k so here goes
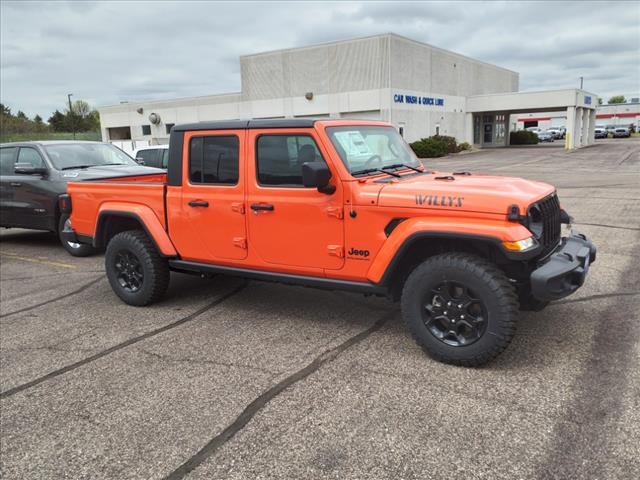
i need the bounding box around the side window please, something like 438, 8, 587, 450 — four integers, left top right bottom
189, 135, 239, 185
257, 134, 324, 187
0, 147, 17, 175
17, 148, 45, 168
161, 149, 169, 169
136, 149, 159, 167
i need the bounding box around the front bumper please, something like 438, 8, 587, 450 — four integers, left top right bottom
530, 232, 597, 301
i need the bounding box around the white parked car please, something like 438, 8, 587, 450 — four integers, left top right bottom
546, 128, 563, 139
132, 145, 169, 169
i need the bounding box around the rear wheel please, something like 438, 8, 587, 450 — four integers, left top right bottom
400, 253, 519, 367
105, 230, 169, 306
58, 214, 95, 257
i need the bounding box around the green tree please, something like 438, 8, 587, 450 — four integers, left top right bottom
16, 110, 28, 120
34, 114, 43, 124
608, 95, 626, 104
73, 99, 90, 117
48, 110, 67, 132
598, 97, 603, 105
0, 103, 11, 116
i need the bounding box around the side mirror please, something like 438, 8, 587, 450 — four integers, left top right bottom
135, 157, 145, 165
15, 163, 47, 175
302, 162, 335, 194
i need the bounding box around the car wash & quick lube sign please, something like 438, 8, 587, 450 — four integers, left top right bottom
394, 93, 444, 106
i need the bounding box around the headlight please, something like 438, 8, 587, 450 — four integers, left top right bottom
502, 236, 537, 252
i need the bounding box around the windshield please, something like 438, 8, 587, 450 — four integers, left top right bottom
326, 125, 421, 175
44, 143, 136, 170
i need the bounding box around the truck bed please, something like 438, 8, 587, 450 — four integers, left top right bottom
68, 173, 167, 238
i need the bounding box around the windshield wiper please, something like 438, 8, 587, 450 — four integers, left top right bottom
61, 165, 95, 170
352, 167, 401, 178
382, 163, 424, 173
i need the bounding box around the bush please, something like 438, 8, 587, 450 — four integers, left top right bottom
458, 142, 471, 151
409, 135, 466, 158
510, 130, 539, 145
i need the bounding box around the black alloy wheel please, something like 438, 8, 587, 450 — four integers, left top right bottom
423, 281, 487, 347
113, 250, 144, 292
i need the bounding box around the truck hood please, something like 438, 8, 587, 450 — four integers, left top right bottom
60, 164, 164, 181
376, 172, 555, 214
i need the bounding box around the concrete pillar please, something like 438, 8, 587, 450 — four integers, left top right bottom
580, 108, 589, 147
587, 109, 596, 145
565, 106, 576, 150
464, 113, 474, 145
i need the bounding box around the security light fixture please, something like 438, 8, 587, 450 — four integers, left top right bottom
305, 92, 314, 101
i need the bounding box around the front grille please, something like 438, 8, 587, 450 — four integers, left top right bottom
529, 193, 561, 255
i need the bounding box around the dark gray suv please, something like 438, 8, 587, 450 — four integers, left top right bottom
0, 141, 162, 256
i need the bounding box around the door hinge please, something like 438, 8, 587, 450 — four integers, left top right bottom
326, 206, 344, 219
231, 202, 245, 214
327, 245, 344, 258
233, 237, 247, 249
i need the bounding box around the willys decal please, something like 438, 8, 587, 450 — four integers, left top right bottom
415, 194, 464, 208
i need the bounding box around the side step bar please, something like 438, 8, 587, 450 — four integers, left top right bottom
168, 260, 387, 296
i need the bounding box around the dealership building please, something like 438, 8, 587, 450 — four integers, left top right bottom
99, 33, 603, 151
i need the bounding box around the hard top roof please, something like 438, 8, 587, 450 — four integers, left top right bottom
171, 118, 319, 132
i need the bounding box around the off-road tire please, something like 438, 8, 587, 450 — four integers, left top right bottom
105, 230, 170, 306
400, 253, 519, 367
58, 214, 95, 257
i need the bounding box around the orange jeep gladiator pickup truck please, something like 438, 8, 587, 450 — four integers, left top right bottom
63, 119, 595, 366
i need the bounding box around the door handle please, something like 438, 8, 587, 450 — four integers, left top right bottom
250, 203, 274, 212
188, 200, 209, 207
10, 182, 22, 187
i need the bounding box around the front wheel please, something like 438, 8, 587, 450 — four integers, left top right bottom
105, 230, 170, 306
400, 253, 519, 367
58, 214, 95, 257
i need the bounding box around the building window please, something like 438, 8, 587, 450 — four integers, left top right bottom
142, 125, 151, 135
256, 134, 324, 187
165, 123, 175, 134
189, 135, 239, 185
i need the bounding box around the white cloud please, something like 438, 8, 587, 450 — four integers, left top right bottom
1, 0, 638, 118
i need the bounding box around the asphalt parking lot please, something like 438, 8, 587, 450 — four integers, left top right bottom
1, 137, 639, 480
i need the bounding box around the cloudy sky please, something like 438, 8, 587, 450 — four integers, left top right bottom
1, 0, 639, 118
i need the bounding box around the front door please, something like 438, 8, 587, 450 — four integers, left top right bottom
483, 116, 494, 145
176, 130, 247, 262
12, 147, 54, 230
246, 130, 344, 271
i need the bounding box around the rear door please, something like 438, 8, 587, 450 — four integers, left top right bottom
246, 129, 344, 270
0, 146, 18, 225
172, 129, 247, 262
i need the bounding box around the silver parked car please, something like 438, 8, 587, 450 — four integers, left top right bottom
546, 128, 563, 139
536, 131, 555, 142
612, 127, 631, 138
594, 126, 608, 139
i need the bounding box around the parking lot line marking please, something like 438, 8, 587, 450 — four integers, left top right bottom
163, 310, 394, 480
0, 252, 76, 269
0, 283, 247, 400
